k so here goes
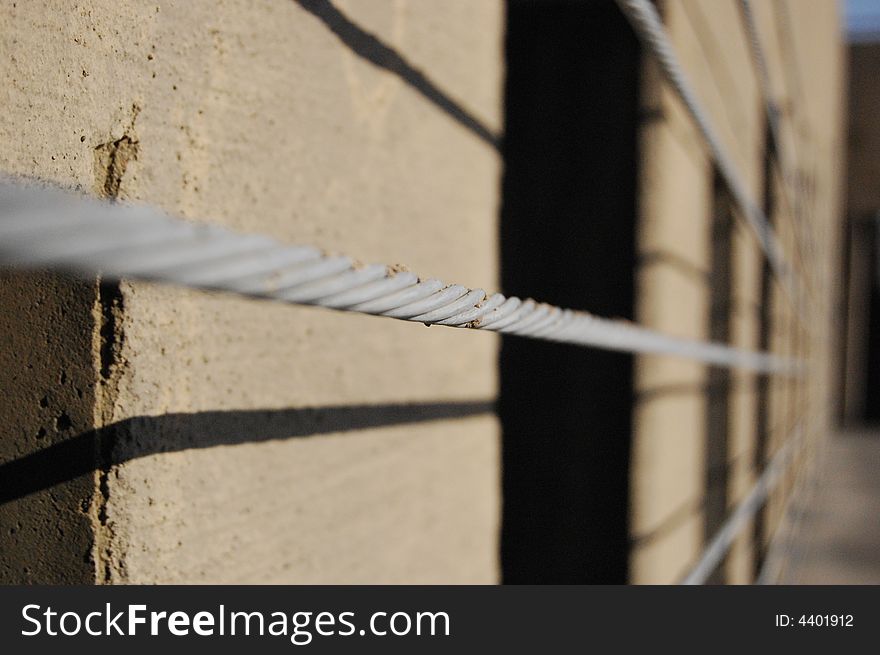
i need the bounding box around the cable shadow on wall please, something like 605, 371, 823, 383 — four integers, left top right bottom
0, 400, 494, 505
702, 171, 734, 583
292, 0, 499, 150
753, 118, 776, 575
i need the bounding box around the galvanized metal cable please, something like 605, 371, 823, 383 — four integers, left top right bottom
680, 422, 806, 585
615, 0, 806, 323
0, 176, 802, 374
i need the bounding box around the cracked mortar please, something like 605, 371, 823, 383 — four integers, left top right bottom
88, 111, 139, 583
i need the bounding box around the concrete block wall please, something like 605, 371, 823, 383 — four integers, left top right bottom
0, 0, 844, 585
1, 0, 502, 584
630, 0, 844, 583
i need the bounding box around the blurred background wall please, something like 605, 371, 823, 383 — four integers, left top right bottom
629, 0, 844, 583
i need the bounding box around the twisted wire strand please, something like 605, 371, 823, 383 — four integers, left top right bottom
0, 177, 802, 375
680, 422, 806, 585
615, 0, 806, 323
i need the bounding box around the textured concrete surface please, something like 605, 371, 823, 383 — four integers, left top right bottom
0, 273, 98, 583
0, 0, 502, 583
0, 0, 845, 586
99, 0, 503, 583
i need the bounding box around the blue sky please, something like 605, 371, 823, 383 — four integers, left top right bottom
847, 0, 880, 41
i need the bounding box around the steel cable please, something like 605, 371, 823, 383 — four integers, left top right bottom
0, 177, 802, 375
680, 422, 806, 585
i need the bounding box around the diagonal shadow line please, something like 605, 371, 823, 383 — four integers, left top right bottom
628, 450, 750, 549
293, 0, 500, 150
0, 400, 495, 505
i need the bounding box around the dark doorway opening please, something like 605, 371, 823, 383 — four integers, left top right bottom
863, 221, 880, 422
499, 0, 641, 583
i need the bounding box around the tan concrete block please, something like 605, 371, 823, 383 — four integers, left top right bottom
631, 393, 705, 538
0, 0, 503, 583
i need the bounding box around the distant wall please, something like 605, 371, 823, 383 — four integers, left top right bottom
629, 0, 844, 583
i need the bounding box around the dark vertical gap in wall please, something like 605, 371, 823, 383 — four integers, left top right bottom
499, 0, 640, 583
753, 118, 776, 576
864, 220, 880, 422
841, 215, 878, 425
704, 171, 733, 584
838, 215, 856, 426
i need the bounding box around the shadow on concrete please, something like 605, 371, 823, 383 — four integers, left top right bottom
0, 400, 494, 505
702, 171, 734, 583
629, 452, 749, 552
292, 0, 500, 150
753, 118, 777, 575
